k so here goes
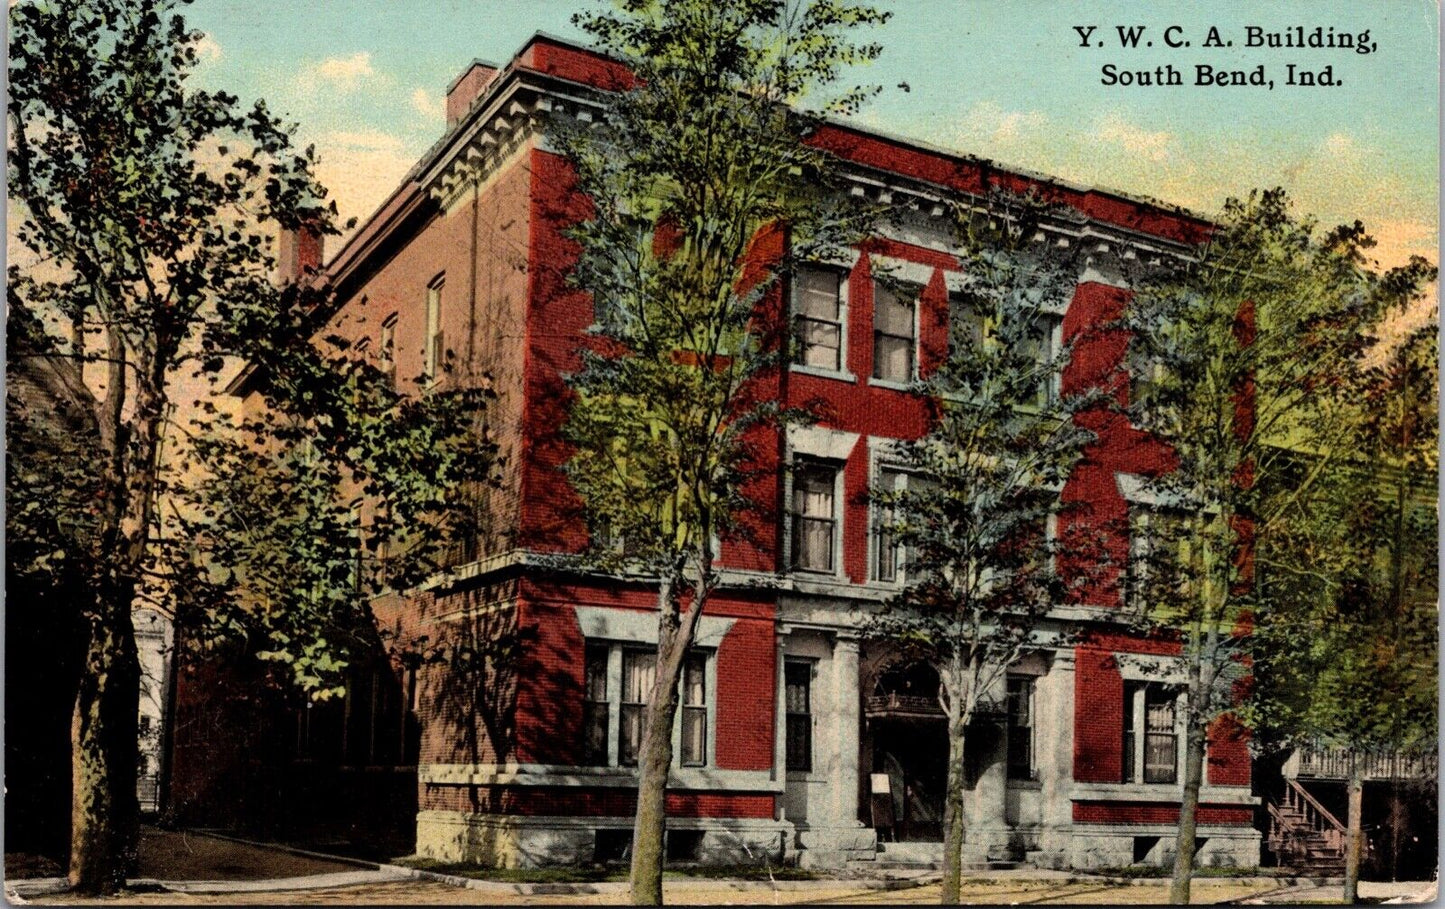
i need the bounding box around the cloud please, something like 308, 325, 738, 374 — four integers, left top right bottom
957, 101, 1048, 146
194, 33, 222, 63
1093, 113, 1174, 163
305, 52, 376, 92
311, 129, 420, 235
411, 87, 446, 122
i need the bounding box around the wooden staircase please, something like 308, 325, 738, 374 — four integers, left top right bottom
1267, 779, 1346, 875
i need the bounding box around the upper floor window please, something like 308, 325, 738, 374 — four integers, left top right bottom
1021, 315, 1061, 406
791, 459, 839, 574
873, 467, 908, 583
1006, 675, 1036, 781
380, 314, 397, 388
793, 266, 844, 371
873, 281, 917, 383
949, 293, 987, 356
425, 277, 444, 386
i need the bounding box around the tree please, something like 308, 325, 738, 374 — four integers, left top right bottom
1248, 316, 1437, 902
7, 0, 494, 891
555, 1, 886, 902
866, 194, 1097, 903
1119, 189, 1435, 903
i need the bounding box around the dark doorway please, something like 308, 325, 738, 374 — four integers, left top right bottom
871, 717, 948, 841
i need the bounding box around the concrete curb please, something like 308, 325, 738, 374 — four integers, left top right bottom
375, 864, 941, 895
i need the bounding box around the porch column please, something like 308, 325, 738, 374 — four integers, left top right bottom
832, 634, 862, 827
774, 629, 789, 822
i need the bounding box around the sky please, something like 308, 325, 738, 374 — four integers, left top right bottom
184, 0, 1439, 271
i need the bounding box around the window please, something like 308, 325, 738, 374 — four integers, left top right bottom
425, 277, 444, 385
1021, 315, 1061, 405
793, 267, 844, 371
873, 280, 916, 383
873, 467, 908, 583
791, 459, 838, 573
1128, 510, 1196, 610
1143, 685, 1179, 783
785, 659, 813, 772
1123, 682, 1179, 784
1007, 676, 1036, 780
619, 649, 655, 766
380, 314, 397, 387
583, 646, 610, 765
680, 653, 707, 766
950, 293, 987, 356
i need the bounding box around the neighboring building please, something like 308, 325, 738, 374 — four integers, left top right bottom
134, 608, 172, 814
240, 34, 1262, 870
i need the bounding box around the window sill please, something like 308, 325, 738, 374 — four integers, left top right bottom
790, 364, 856, 383
867, 377, 918, 392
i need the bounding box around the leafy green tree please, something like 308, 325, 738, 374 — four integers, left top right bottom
556, 1, 885, 902
1119, 189, 1435, 903
867, 195, 1097, 903
1248, 318, 1437, 903
7, 0, 494, 891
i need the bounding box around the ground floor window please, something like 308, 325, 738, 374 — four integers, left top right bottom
1124, 681, 1180, 784
785, 659, 813, 772
1006, 676, 1036, 781
583, 642, 712, 769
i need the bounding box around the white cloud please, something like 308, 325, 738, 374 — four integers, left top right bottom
1093, 113, 1174, 163
411, 87, 446, 122
306, 52, 376, 92
311, 129, 419, 235
194, 34, 222, 63
958, 101, 1048, 146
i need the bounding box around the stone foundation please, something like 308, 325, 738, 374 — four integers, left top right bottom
415, 810, 791, 868
1065, 824, 1261, 870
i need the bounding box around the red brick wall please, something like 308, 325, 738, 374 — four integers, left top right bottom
714, 617, 776, 771
1073, 801, 1253, 826
511, 579, 777, 769
422, 785, 773, 818
1072, 644, 1125, 783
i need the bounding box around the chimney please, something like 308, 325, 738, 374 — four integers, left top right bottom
446, 59, 500, 128
275, 224, 324, 285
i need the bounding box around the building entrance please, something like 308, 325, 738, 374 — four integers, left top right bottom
866, 661, 949, 842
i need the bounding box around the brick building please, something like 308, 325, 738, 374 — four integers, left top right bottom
284, 34, 1261, 870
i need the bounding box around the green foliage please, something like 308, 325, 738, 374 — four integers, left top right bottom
561, 0, 887, 577
1119, 189, 1430, 719
1248, 322, 1438, 754
867, 191, 1097, 710
8, 0, 499, 695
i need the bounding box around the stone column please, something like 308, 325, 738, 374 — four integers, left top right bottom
1038, 650, 1075, 865
965, 675, 1010, 858
832, 634, 862, 828
774, 630, 789, 823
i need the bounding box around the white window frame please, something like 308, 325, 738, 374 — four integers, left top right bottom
790, 264, 854, 381
870, 463, 912, 585
1123, 680, 1184, 785
583, 640, 717, 770
424, 276, 444, 387
869, 278, 921, 389
788, 457, 844, 577
380, 312, 398, 388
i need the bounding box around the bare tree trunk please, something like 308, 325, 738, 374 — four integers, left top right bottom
940, 702, 969, 904
1169, 672, 1208, 903
629, 565, 708, 906
629, 653, 680, 906
69, 600, 141, 895
1343, 768, 1364, 904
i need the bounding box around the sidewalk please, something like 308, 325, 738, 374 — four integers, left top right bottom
8, 829, 1437, 905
